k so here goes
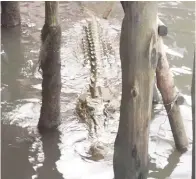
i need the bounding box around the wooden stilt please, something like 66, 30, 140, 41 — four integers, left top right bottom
156, 37, 188, 153
191, 51, 195, 179
38, 1, 62, 130
113, 2, 158, 179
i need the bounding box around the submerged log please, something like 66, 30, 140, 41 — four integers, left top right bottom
113, 2, 158, 179
191, 51, 195, 179
156, 37, 188, 153
1, 1, 21, 28
38, 1, 62, 130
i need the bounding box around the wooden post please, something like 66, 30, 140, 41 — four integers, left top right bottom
156, 37, 188, 153
192, 51, 195, 179
45, 1, 59, 27
102, 2, 161, 105
113, 2, 158, 179
1, 1, 21, 28
38, 1, 62, 130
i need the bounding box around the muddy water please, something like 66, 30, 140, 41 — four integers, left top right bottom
1, 1, 195, 179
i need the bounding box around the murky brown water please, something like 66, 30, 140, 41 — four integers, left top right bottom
1, 1, 195, 179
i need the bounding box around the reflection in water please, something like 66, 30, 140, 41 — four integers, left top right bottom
1, 123, 36, 179
37, 129, 63, 179
149, 150, 181, 179
1, 26, 35, 179
1, 25, 25, 103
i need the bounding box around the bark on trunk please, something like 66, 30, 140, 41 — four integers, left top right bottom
45, 1, 58, 27
1, 1, 20, 28
38, 1, 62, 130
192, 51, 195, 179
156, 37, 188, 153
113, 2, 158, 179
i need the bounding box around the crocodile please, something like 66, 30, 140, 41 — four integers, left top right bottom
76, 11, 119, 160
81, 9, 116, 98
76, 10, 118, 124
75, 9, 162, 160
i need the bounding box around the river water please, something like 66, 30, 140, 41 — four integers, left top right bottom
1, 1, 195, 179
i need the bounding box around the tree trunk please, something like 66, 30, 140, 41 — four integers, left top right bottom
1, 1, 20, 28
45, 1, 59, 27
38, 1, 62, 130
192, 51, 195, 179
156, 37, 188, 153
113, 2, 158, 179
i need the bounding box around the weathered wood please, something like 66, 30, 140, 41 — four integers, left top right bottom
113, 2, 158, 179
192, 51, 195, 179
45, 1, 58, 27
1, 1, 21, 28
156, 37, 188, 153
38, 1, 62, 130
157, 18, 168, 36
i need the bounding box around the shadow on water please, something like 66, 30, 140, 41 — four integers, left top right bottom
149, 150, 181, 179
1, 26, 36, 179
1, 24, 40, 113
1, 123, 36, 179
1, 25, 63, 179
1, 124, 63, 179
37, 129, 63, 179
